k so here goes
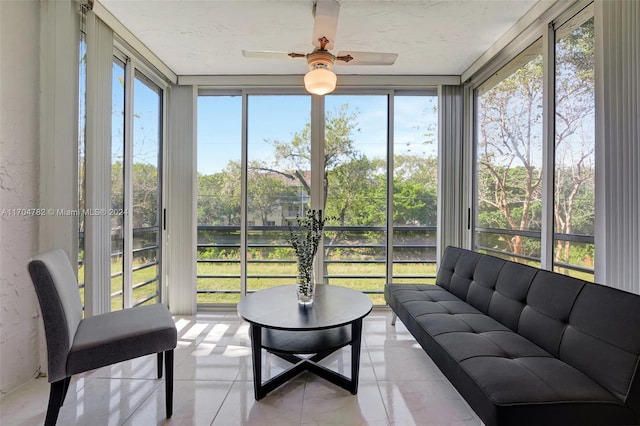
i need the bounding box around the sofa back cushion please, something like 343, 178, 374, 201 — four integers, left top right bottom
436, 246, 480, 301
439, 247, 539, 330
465, 254, 506, 314
560, 283, 640, 411
518, 271, 585, 356
487, 261, 538, 330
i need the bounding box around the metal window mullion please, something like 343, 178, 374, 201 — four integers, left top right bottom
123, 57, 134, 308
541, 24, 556, 271
386, 92, 394, 283
311, 94, 325, 283
240, 91, 248, 297
470, 89, 480, 253
463, 84, 475, 251
159, 83, 167, 304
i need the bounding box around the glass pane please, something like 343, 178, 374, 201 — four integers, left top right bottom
554, 15, 595, 280
197, 96, 242, 304
324, 95, 388, 303
475, 40, 544, 266
110, 58, 125, 311
131, 72, 161, 306
393, 95, 438, 284
246, 95, 311, 293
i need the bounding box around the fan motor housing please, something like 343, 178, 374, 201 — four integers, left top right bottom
306, 49, 335, 70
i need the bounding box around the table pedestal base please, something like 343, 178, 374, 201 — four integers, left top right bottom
250, 319, 363, 400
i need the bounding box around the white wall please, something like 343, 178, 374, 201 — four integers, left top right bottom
0, 0, 42, 396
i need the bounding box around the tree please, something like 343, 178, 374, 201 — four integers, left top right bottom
393, 155, 437, 226
270, 103, 361, 208
247, 161, 297, 226
131, 162, 159, 228
198, 161, 241, 226
553, 18, 595, 267
477, 52, 544, 257
477, 18, 595, 268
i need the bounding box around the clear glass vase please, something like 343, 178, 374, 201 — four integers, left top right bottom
297, 275, 315, 305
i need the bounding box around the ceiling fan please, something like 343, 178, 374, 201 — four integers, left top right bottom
242, 0, 398, 95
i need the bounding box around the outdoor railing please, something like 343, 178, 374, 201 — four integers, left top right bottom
197, 225, 437, 299
475, 227, 595, 278
80, 224, 594, 306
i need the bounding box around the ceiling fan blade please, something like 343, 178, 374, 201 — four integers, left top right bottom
242, 50, 298, 59
336, 51, 398, 66
312, 0, 340, 50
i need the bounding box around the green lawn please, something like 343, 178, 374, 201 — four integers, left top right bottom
78, 259, 159, 311
196, 261, 438, 305
78, 255, 593, 310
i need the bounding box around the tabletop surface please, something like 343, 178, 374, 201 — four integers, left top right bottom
237, 284, 373, 331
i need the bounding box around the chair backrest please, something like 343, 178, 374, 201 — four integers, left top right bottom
28, 249, 83, 382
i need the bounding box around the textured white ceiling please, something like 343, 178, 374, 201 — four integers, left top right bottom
100, 0, 544, 76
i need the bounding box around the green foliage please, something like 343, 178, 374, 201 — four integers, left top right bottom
197, 161, 241, 225
110, 161, 160, 228
477, 19, 595, 265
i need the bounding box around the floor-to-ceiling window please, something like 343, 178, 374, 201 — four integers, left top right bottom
322, 95, 388, 302
392, 95, 438, 284
553, 10, 595, 280
130, 71, 162, 305
473, 4, 595, 280
110, 57, 126, 309
246, 95, 312, 294
110, 54, 163, 310
197, 90, 437, 305
475, 40, 544, 266
197, 95, 243, 304
78, 17, 168, 313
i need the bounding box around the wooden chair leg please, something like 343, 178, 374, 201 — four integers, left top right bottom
165, 350, 174, 418
45, 379, 66, 426
157, 352, 163, 379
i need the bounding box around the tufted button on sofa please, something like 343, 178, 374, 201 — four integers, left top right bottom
385, 246, 640, 426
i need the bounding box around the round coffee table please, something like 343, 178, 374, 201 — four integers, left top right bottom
237, 284, 373, 400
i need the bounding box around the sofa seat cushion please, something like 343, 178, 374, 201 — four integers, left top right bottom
435, 330, 551, 361
460, 355, 620, 405
434, 329, 620, 405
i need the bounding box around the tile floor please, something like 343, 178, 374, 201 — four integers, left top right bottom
0, 310, 483, 425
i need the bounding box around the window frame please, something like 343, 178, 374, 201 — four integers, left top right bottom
196, 88, 438, 306
467, 2, 595, 279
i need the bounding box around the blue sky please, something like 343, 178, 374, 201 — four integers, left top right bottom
197, 94, 438, 175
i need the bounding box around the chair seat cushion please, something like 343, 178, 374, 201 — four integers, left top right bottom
67, 304, 177, 375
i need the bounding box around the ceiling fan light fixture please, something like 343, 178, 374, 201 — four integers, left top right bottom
304, 62, 337, 95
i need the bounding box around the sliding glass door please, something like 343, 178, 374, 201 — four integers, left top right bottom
110, 56, 163, 310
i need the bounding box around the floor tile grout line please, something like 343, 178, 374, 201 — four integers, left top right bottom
209, 379, 237, 426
